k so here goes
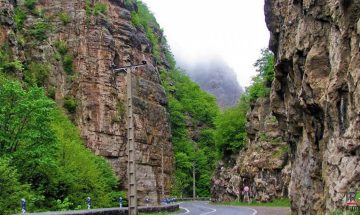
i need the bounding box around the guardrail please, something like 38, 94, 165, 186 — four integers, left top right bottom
28, 204, 179, 215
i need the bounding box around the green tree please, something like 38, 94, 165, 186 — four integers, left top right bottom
0, 158, 34, 215
214, 48, 275, 155
0, 78, 121, 211
162, 69, 220, 197
0, 81, 55, 155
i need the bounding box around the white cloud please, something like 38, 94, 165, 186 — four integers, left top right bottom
142, 0, 270, 87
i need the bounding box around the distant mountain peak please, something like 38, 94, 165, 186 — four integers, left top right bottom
180, 59, 243, 108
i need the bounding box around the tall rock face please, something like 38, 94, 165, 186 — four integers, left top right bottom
0, 0, 174, 205
211, 97, 290, 202
181, 59, 243, 108
265, 0, 360, 213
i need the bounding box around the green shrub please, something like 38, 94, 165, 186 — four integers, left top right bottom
85, 0, 92, 16
93, 3, 107, 15
2, 60, 24, 73
24, 62, 50, 86
34, 8, 45, 17
59, 12, 71, 25
130, 12, 141, 27
47, 86, 56, 100
24, 0, 37, 10
30, 21, 51, 41
54, 40, 68, 56
63, 54, 74, 75
63, 95, 77, 113
116, 100, 125, 119
129, 3, 161, 61
0, 158, 34, 215
14, 8, 27, 30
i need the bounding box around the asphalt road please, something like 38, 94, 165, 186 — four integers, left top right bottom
178, 201, 257, 215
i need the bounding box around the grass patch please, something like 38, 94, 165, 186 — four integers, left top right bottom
30, 20, 52, 41
216, 198, 290, 208
59, 12, 71, 25
54, 40, 68, 56
93, 3, 107, 15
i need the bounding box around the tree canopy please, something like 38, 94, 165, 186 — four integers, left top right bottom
0, 77, 122, 214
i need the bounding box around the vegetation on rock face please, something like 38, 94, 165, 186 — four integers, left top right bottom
215, 48, 275, 155
59, 12, 71, 25
161, 68, 220, 197
129, 0, 162, 61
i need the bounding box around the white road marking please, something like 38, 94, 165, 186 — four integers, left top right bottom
178, 201, 258, 215
196, 204, 217, 215
245, 207, 257, 215
179, 206, 190, 214
178, 203, 190, 215
221, 204, 258, 215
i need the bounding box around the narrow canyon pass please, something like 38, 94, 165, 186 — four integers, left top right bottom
0, 0, 359, 214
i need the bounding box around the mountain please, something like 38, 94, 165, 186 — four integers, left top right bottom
180, 59, 243, 108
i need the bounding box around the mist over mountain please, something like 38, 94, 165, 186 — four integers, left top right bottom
178, 58, 243, 108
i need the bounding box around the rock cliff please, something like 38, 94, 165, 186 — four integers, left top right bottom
211, 97, 290, 202
265, 0, 360, 213
0, 0, 174, 205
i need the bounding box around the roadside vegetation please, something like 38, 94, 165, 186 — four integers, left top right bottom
0, 74, 123, 214
217, 198, 290, 208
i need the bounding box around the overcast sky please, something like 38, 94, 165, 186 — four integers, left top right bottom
142, 0, 270, 87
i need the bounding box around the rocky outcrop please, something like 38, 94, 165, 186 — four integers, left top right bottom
265, 0, 360, 213
211, 97, 290, 202
181, 59, 243, 108
0, 0, 174, 205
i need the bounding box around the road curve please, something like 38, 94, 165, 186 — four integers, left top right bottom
178, 201, 257, 215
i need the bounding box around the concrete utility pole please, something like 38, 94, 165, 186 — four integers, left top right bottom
112, 61, 147, 215
161, 143, 165, 199
192, 141, 198, 200
193, 160, 196, 200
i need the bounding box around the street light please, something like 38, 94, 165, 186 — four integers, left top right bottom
112, 60, 147, 215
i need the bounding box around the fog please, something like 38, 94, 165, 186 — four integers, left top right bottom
178, 57, 243, 108
142, 0, 270, 87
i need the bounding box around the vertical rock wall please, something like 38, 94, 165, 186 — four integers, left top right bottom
0, 0, 174, 205
265, 0, 360, 213
211, 97, 290, 202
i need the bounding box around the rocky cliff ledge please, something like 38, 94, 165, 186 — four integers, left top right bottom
0, 0, 174, 205
265, 0, 360, 213
211, 97, 290, 202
